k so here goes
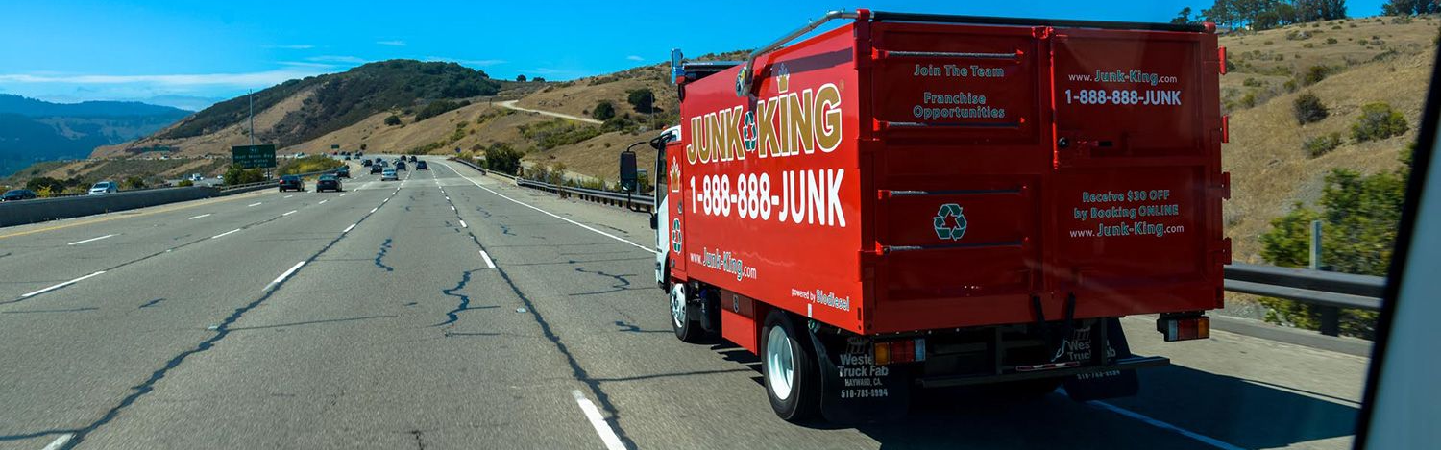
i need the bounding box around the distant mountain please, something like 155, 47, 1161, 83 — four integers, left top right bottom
0, 94, 190, 118
0, 95, 189, 176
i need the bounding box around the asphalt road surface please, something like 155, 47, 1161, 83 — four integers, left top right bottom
0, 157, 1368, 449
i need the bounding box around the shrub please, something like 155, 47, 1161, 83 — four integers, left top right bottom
1239, 92, 1258, 108
1242, 77, 1263, 87
516, 74, 527, 82
384, 115, 402, 126
415, 99, 470, 121
278, 155, 344, 175
1351, 102, 1409, 142
626, 88, 655, 113
177, 179, 195, 187
483, 143, 524, 175
222, 167, 265, 185
517, 119, 602, 149
592, 101, 616, 120
1326, 37, 1338, 44
1301, 65, 1330, 86
122, 176, 146, 190
25, 176, 65, 193
1302, 132, 1342, 158
1292, 93, 1329, 124
1283, 79, 1298, 92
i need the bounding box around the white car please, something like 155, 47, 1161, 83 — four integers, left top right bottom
88, 181, 118, 195
381, 168, 399, 181
189, 173, 204, 181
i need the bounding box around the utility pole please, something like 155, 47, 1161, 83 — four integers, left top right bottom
248, 89, 255, 146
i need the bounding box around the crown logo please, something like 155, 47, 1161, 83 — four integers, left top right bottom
775, 64, 790, 93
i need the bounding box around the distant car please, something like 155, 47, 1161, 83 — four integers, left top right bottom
335, 166, 351, 178
381, 168, 399, 181
189, 173, 204, 181
362, 159, 373, 167
2, 189, 38, 201
409, 156, 418, 163
415, 161, 428, 170
370, 165, 383, 174
396, 161, 407, 171
88, 181, 117, 195
343, 155, 351, 161
316, 174, 343, 192
278, 175, 305, 192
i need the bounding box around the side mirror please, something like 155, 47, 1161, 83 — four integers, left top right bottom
649, 213, 658, 230
619, 149, 638, 193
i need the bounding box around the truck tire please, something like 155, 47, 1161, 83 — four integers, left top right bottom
670, 284, 704, 342
762, 311, 820, 421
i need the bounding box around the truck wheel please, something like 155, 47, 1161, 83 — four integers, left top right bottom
762, 311, 820, 421
670, 284, 704, 342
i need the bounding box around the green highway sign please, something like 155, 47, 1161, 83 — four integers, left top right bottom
231, 144, 277, 169
331, 144, 340, 149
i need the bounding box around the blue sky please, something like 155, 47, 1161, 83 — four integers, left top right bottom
0, 0, 1387, 110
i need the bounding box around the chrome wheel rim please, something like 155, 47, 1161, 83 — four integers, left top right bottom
766, 326, 795, 401
670, 285, 686, 328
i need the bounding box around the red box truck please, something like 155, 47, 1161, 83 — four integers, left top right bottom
623, 9, 1230, 422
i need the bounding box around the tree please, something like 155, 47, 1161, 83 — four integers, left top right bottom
483, 142, 524, 175
592, 101, 616, 120
222, 167, 266, 185
533, 77, 546, 83
25, 176, 64, 193
1382, 0, 1440, 15
1257, 149, 1410, 339
1351, 102, 1409, 142
384, 115, 403, 126
122, 176, 146, 190
1172, 7, 1194, 24
1296, 0, 1347, 21
516, 74, 527, 82
626, 88, 655, 113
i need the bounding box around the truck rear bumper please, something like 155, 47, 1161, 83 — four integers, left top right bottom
915, 355, 1169, 389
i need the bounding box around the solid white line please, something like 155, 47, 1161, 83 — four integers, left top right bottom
343, 223, 356, 233
263, 261, 306, 292
22, 271, 105, 298
572, 390, 625, 450
459, 219, 468, 228
67, 234, 116, 245
211, 228, 240, 239
439, 162, 655, 254
319, 199, 328, 204
189, 214, 212, 219
1082, 397, 1245, 450
369, 207, 379, 213
284, 194, 294, 198
282, 210, 297, 217
247, 202, 262, 207
479, 250, 496, 269
40, 433, 74, 450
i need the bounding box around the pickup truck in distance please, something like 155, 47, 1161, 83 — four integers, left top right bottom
623, 10, 1230, 422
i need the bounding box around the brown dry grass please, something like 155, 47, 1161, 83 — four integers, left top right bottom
1218, 17, 1435, 262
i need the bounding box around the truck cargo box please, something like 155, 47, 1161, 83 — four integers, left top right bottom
665, 10, 1229, 338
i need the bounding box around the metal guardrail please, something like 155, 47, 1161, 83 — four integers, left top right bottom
1223, 263, 1383, 337
443, 157, 1381, 338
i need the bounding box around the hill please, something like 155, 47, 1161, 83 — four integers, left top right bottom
0, 95, 189, 176
93, 60, 518, 158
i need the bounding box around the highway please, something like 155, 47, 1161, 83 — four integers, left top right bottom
0, 156, 1367, 449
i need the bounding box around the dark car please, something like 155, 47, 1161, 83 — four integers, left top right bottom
370, 164, 383, 174
415, 161, 428, 170
316, 174, 343, 193
335, 166, 351, 178
278, 175, 305, 192
396, 161, 407, 171
2, 189, 38, 201
362, 159, 373, 167
409, 156, 417, 163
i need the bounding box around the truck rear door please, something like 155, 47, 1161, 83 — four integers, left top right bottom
1048, 27, 1227, 317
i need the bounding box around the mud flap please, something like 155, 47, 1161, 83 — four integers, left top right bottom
808, 330, 911, 423
1063, 318, 1140, 401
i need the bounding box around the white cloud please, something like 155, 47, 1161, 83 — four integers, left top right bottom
265, 44, 315, 49
376, 40, 406, 46
626, 55, 645, 62
0, 68, 326, 88
306, 55, 366, 64
423, 56, 505, 67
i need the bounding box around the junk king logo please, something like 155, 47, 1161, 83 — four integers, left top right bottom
684, 65, 844, 165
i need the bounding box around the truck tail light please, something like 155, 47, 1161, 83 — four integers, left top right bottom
874, 338, 926, 365
1222, 115, 1230, 144
1158, 315, 1209, 342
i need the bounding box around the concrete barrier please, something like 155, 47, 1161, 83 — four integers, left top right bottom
0, 187, 221, 227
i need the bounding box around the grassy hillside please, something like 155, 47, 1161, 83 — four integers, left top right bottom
1217, 15, 1436, 262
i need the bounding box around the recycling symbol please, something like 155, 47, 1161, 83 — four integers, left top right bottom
933, 203, 967, 241
741, 111, 758, 151
671, 218, 683, 253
